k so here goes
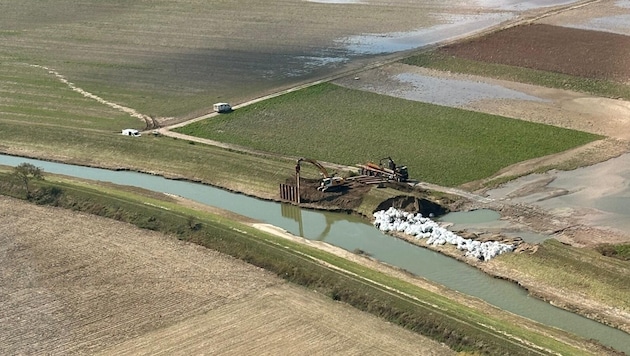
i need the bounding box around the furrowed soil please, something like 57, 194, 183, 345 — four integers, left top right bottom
0, 196, 452, 355
438, 23, 630, 83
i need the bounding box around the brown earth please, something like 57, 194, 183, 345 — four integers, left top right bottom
0, 196, 453, 356
439, 23, 630, 84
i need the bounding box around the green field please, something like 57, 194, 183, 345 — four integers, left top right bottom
175, 83, 601, 186
0, 1, 303, 117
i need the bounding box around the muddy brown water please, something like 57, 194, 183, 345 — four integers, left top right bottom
1, 154, 628, 353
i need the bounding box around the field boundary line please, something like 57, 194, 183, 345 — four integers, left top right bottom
26, 63, 153, 128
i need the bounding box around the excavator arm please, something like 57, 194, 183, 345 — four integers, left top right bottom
296, 158, 346, 192
297, 158, 331, 178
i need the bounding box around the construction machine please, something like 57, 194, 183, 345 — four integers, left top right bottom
357, 156, 409, 182
296, 158, 346, 192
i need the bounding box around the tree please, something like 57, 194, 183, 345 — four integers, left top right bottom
13, 163, 44, 199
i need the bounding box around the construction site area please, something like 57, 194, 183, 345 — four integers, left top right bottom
280, 156, 414, 208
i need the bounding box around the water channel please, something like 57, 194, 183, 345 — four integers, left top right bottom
1, 154, 628, 353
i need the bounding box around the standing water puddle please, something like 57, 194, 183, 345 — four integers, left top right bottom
438, 209, 551, 243
0, 154, 628, 353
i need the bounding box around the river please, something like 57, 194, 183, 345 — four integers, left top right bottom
1, 154, 628, 353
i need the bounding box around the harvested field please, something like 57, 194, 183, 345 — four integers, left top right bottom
0, 196, 452, 355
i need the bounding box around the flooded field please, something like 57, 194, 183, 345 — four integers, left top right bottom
485, 153, 630, 234
539, 0, 630, 35
0, 0, 584, 117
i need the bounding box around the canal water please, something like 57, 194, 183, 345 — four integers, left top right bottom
1, 154, 628, 353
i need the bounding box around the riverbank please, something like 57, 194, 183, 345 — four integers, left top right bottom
386, 228, 630, 334
2, 151, 628, 339
3, 175, 616, 354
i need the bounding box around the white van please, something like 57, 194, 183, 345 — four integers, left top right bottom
122, 129, 141, 137
213, 102, 232, 113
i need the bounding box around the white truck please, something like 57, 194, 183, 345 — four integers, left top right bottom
213, 102, 232, 113
121, 129, 141, 137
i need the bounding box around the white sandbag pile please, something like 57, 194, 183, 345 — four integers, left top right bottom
373, 207, 514, 261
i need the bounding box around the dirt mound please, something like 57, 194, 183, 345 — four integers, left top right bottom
286, 177, 372, 210
374, 195, 448, 217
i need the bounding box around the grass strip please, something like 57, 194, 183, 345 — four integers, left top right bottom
498, 240, 630, 311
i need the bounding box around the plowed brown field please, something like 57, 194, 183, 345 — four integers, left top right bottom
0, 196, 452, 355
439, 23, 630, 83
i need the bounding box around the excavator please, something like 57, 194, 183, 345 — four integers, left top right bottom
296, 158, 346, 192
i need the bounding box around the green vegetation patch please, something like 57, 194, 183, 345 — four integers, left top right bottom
401, 52, 630, 101
175, 83, 600, 186
497, 239, 630, 312
596, 243, 630, 261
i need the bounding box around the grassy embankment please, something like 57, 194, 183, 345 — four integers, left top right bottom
495, 240, 630, 325
401, 52, 630, 101
174, 82, 601, 187
499, 240, 630, 310
0, 169, 614, 356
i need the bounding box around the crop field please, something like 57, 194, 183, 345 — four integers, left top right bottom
0, 196, 454, 355
175, 83, 600, 187
0, 1, 606, 193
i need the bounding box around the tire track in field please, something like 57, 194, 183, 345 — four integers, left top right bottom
27, 63, 153, 128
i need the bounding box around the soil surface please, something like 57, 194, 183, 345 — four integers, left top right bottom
0, 196, 452, 355
439, 23, 630, 83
